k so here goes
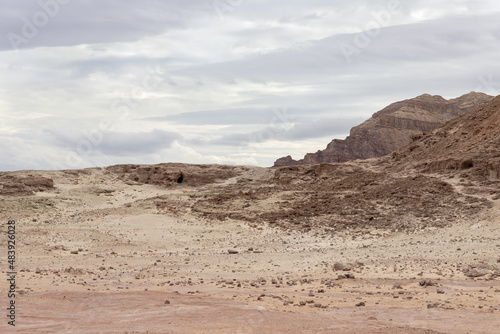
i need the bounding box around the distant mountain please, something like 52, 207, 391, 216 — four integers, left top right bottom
274, 92, 493, 167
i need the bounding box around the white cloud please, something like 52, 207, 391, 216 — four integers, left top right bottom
167, 141, 258, 166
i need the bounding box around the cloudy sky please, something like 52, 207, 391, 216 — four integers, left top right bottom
1, 0, 500, 171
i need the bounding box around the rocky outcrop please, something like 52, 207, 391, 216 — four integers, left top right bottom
274, 155, 300, 167
274, 92, 493, 166
106, 163, 243, 187
0, 174, 54, 196
392, 94, 500, 181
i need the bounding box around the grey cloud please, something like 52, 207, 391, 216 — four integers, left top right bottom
175, 14, 500, 83
144, 107, 297, 126
0, 0, 212, 50
46, 128, 180, 156
195, 116, 365, 146
165, 12, 500, 108
277, 117, 366, 141
64, 56, 178, 79
97, 130, 180, 155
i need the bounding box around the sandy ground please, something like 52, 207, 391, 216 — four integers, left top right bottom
1, 166, 499, 333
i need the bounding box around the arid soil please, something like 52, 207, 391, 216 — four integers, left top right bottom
0, 162, 499, 333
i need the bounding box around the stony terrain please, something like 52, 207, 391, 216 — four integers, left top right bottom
1, 96, 500, 333
274, 92, 493, 166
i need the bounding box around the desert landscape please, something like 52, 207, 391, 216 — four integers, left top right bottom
3, 0, 500, 332
1, 95, 500, 333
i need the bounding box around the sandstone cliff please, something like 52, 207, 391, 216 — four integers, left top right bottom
274, 92, 493, 166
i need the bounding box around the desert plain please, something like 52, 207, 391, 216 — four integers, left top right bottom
0, 159, 499, 334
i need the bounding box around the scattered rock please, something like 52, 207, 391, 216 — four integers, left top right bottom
337, 274, 355, 280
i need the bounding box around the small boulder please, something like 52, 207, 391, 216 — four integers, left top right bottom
333, 262, 353, 271
464, 268, 489, 278
463, 263, 497, 278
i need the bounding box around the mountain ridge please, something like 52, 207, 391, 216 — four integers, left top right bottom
391, 93, 500, 180
274, 92, 493, 166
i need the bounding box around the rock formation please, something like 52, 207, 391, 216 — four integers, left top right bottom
106, 163, 242, 187
392, 93, 500, 180
274, 92, 493, 166
0, 174, 54, 196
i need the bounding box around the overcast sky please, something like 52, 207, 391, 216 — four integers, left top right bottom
1, 0, 500, 171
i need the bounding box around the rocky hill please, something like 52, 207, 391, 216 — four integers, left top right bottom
392, 94, 500, 181
274, 92, 493, 166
